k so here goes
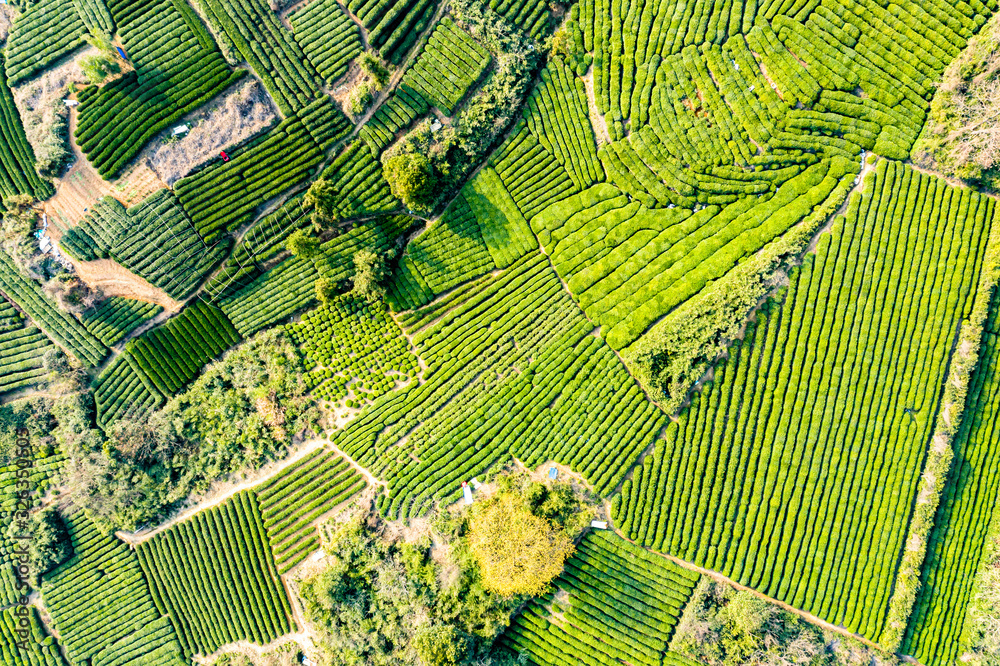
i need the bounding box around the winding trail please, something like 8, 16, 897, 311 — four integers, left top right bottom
115, 437, 329, 545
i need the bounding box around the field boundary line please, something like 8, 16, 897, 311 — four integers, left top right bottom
115, 437, 329, 545
608, 523, 890, 656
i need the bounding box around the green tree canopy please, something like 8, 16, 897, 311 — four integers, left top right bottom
383, 152, 436, 211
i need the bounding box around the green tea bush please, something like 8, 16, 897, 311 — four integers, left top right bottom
75, 0, 243, 178
0, 253, 106, 367
61, 191, 229, 301
289, 0, 363, 85
0, 56, 54, 203
346, 0, 436, 64
502, 530, 699, 665
4, 0, 87, 86
612, 163, 993, 643
0, 606, 68, 666
0, 325, 52, 394
254, 448, 366, 572
338, 254, 663, 520
200, 0, 324, 115
82, 297, 162, 347
401, 18, 491, 116
42, 512, 181, 664
285, 295, 418, 408
135, 492, 293, 657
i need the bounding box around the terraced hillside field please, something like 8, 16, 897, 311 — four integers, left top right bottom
3, 0, 1000, 664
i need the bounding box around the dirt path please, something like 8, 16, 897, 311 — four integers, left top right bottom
906, 161, 998, 199
582, 70, 611, 146
193, 629, 313, 665
39, 104, 179, 306
116, 437, 329, 545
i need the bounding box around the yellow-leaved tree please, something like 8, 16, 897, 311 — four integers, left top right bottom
467, 492, 574, 598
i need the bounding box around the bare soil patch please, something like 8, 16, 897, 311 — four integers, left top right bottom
141, 79, 279, 186
43, 104, 165, 230
69, 258, 183, 311
581, 70, 611, 146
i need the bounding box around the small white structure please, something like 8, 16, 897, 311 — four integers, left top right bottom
171, 124, 189, 137
430, 119, 443, 132
470, 477, 481, 490
64, 99, 79, 107
462, 481, 473, 505
591, 520, 608, 530
36, 219, 75, 270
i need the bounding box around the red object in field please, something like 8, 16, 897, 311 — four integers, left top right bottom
220, 150, 230, 162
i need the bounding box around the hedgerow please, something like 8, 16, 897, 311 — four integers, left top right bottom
502, 530, 699, 665
135, 491, 293, 657
401, 18, 491, 116
289, 0, 364, 85
254, 448, 366, 572
82, 297, 162, 347
75, 0, 243, 179
42, 512, 181, 664
338, 254, 663, 520
0, 55, 54, 202
612, 162, 993, 642
0, 253, 106, 366
346, 0, 437, 64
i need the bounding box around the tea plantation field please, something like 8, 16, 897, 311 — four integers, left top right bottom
2, 0, 1000, 663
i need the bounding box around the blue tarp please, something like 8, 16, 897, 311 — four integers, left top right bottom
116, 47, 128, 60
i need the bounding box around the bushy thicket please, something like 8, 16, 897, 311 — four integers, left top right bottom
63, 329, 319, 530
298, 471, 590, 665
911, 13, 1000, 190
672, 579, 897, 666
